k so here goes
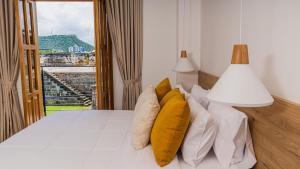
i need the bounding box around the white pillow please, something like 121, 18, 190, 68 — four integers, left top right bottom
175, 84, 190, 99
191, 85, 209, 109
208, 103, 256, 169
231, 126, 257, 169
131, 85, 160, 150
181, 96, 217, 167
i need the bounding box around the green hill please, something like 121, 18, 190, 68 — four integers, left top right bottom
39, 35, 94, 54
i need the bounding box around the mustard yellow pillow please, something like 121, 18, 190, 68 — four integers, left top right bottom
160, 88, 184, 107
150, 97, 190, 167
155, 78, 171, 101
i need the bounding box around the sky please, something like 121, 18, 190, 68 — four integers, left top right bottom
36, 2, 94, 46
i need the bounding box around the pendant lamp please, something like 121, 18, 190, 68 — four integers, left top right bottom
207, 0, 274, 107
174, 50, 195, 73
207, 44, 274, 107
174, 1, 195, 73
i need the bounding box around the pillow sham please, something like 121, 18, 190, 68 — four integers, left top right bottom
208, 103, 256, 169
191, 85, 209, 109
132, 85, 160, 150
181, 96, 217, 167
155, 78, 172, 101
151, 97, 190, 167
232, 125, 257, 169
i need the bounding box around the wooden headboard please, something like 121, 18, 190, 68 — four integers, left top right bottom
198, 71, 300, 169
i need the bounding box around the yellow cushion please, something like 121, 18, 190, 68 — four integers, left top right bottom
151, 97, 190, 167
155, 78, 172, 101
160, 88, 184, 107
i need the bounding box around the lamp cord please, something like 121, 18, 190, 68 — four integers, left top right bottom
183, 0, 186, 49
239, 0, 243, 44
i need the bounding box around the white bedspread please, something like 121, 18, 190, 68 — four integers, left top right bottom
0, 110, 180, 169
0, 110, 223, 169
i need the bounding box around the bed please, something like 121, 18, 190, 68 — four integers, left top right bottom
0, 110, 225, 169
1, 71, 299, 169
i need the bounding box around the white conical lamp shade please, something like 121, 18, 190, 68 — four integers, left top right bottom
207, 64, 274, 107
174, 50, 194, 72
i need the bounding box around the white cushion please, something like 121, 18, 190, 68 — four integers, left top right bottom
181, 96, 217, 167
191, 85, 209, 109
208, 103, 256, 169
134, 85, 154, 109
131, 85, 160, 150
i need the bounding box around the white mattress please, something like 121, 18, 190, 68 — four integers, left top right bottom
0, 110, 223, 169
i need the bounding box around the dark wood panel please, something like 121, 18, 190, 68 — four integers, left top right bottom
93, 0, 114, 109
198, 71, 300, 169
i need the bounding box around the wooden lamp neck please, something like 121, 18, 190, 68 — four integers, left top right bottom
180, 50, 187, 58
231, 44, 249, 64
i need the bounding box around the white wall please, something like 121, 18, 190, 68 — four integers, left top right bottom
200, 0, 300, 104
142, 0, 178, 88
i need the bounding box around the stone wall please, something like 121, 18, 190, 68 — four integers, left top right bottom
43, 71, 95, 106
54, 72, 96, 96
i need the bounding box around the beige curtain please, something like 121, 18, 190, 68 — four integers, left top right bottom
106, 0, 143, 110
0, 0, 24, 142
